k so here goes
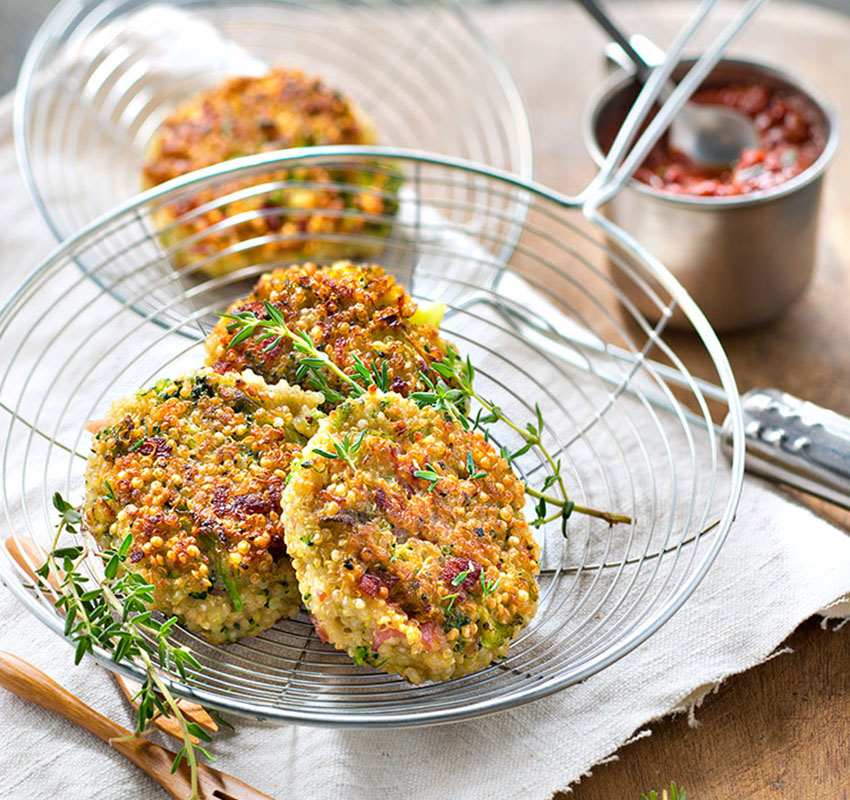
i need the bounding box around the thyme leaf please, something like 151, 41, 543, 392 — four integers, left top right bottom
481, 573, 501, 598
640, 782, 687, 800
413, 463, 441, 492
465, 450, 487, 481
451, 568, 471, 587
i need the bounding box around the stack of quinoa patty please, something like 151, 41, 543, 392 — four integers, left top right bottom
84, 262, 540, 681
85, 68, 539, 682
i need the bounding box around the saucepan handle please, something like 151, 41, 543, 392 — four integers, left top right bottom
722, 387, 850, 509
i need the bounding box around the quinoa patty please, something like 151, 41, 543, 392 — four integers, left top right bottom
206, 261, 455, 401
83, 369, 324, 643
283, 389, 540, 683
141, 67, 398, 277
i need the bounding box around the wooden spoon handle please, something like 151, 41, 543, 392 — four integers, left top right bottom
0, 651, 130, 743
0, 652, 198, 800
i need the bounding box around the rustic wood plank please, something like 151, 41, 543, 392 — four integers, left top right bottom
560, 617, 850, 799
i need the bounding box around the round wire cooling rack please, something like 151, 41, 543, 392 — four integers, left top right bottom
0, 148, 745, 727
14, 0, 532, 245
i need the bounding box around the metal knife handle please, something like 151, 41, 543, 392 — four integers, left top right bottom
722, 387, 850, 509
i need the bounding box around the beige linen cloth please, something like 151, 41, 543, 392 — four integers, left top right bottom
3, 7, 850, 800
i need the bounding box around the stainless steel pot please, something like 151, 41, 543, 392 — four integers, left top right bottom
583, 58, 840, 332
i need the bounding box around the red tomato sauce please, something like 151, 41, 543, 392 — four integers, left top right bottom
603, 84, 827, 197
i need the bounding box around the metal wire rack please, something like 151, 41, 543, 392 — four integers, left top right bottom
14, 0, 532, 244
0, 148, 744, 726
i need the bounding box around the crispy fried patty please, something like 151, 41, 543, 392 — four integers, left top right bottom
283, 389, 540, 683
83, 369, 324, 643
206, 261, 455, 402
141, 67, 398, 277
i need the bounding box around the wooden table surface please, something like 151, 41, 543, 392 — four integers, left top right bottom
474, 2, 850, 797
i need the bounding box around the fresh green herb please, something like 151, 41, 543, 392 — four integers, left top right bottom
350, 354, 389, 392
220, 302, 365, 404
465, 450, 487, 480
52, 492, 82, 532
409, 369, 469, 429
640, 782, 687, 800
481, 573, 501, 598
442, 592, 460, 614
127, 420, 152, 453
220, 310, 632, 530
451, 568, 471, 587
413, 463, 441, 492
312, 430, 367, 472
38, 492, 214, 800
207, 708, 234, 731
103, 480, 116, 502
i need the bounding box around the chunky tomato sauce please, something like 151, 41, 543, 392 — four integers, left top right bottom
603, 84, 827, 197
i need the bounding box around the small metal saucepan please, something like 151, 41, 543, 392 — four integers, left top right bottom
583, 58, 839, 332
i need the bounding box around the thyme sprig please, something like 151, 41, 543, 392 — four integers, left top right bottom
313, 430, 367, 471
37, 493, 214, 800
221, 310, 632, 531
351, 354, 389, 392
220, 302, 366, 404
481, 573, 502, 598
442, 592, 460, 614
419, 348, 632, 529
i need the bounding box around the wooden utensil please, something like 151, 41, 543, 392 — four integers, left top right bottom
0, 651, 274, 800
3, 535, 218, 743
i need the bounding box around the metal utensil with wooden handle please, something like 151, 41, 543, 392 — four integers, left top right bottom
2, 535, 218, 743
0, 651, 274, 800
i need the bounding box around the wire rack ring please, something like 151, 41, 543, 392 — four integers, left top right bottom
0, 148, 744, 727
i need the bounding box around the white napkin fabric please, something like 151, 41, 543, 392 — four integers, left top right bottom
2, 9, 850, 799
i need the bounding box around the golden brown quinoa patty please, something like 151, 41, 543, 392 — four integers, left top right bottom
206, 260, 455, 401
283, 388, 540, 683
83, 368, 324, 643
141, 67, 398, 277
